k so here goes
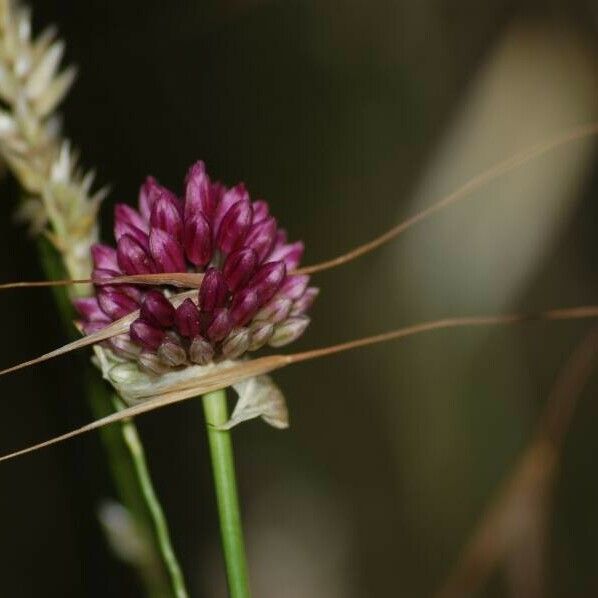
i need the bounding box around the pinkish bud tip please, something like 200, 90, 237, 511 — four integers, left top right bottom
130, 318, 165, 351
175, 298, 201, 338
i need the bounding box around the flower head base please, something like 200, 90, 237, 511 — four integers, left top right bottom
74, 161, 318, 373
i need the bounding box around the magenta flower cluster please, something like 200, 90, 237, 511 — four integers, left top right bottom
73, 162, 317, 371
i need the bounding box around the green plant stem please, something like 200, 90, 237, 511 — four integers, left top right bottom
38, 238, 187, 598
202, 389, 251, 598
120, 409, 188, 598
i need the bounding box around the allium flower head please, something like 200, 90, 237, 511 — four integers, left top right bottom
74, 162, 318, 372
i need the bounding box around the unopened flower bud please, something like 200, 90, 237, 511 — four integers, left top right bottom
212, 184, 248, 238
157, 334, 187, 367
184, 161, 215, 218
117, 234, 156, 275
140, 290, 175, 328
249, 320, 274, 350
114, 212, 149, 249
268, 316, 310, 347
247, 261, 286, 305
138, 176, 159, 220
278, 274, 309, 301
98, 290, 139, 320
223, 248, 257, 292
110, 333, 143, 360
189, 335, 214, 365
230, 287, 259, 326
251, 200, 269, 223
244, 217, 277, 262
216, 199, 253, 254
254, 296, 292, 323
291, 287, 320, 316
268, 240, 304, 270
222, 327, 250, 359
151, 192, 183, 240
149, 228, 186, 272
183, 213, 212, 267
175, 298, 201, 337
130, 318, 165, 351
138, 351, 172, 375
73, 297, 107, 322
207, 308, 232, 342
115, 203, 149, 233
93, 271, 142, 303
91, 244, 119, 271
199, 268, 229, 312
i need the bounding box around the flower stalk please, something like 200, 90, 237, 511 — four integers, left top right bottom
202, 389, 251, 598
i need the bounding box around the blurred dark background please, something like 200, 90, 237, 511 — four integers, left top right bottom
1, 0, 598, 596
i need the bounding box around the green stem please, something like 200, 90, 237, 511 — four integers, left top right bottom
202, 389, 251, 598
120, 413, 188, 598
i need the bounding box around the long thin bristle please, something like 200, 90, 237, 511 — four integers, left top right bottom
296, 121, 598, 276
0, 278, 92, 289
0, 272, 205, 291
1, 305, 598, 463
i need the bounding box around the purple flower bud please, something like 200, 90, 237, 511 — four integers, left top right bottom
222, 248, 257, 292
149, 228, 186, 272
184, 161, 215, 219
92, 270, 142, 302
251, 200, 269, 224
130, 318, 165, 351
211, 181, 226, 207
278, 274, 309, 301
183, 213, 212, 267
216, 199, 253, 254
138, 176, 158, 221
110, 333, 142, 360
268, 241, 304, 270
175, 298, 201, 338
73, 297, 107, 322
151, 193, 183, 240
199, 268, 229, 312
114, 219, 150, 249
247, 261, 286, 305
212, 184, 249, 239
290, 287, 319, 316
91, 244, 119, 271
98, 289, 139, 320
222, 327, 250, 359
274, 229, 288, 247
206, 308, 232, 342
254, 296, 292, 324
244, 217, 277, 262
157, 334, 187, 367
115, 204, 148, 234
114, 204, 150, 249
189, 335, 214, 365
268, 316, 310, 347
117, 234, 156, 275
248, 320, 274, 351
140, 290, 175, 328
230, 288, 259, 326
